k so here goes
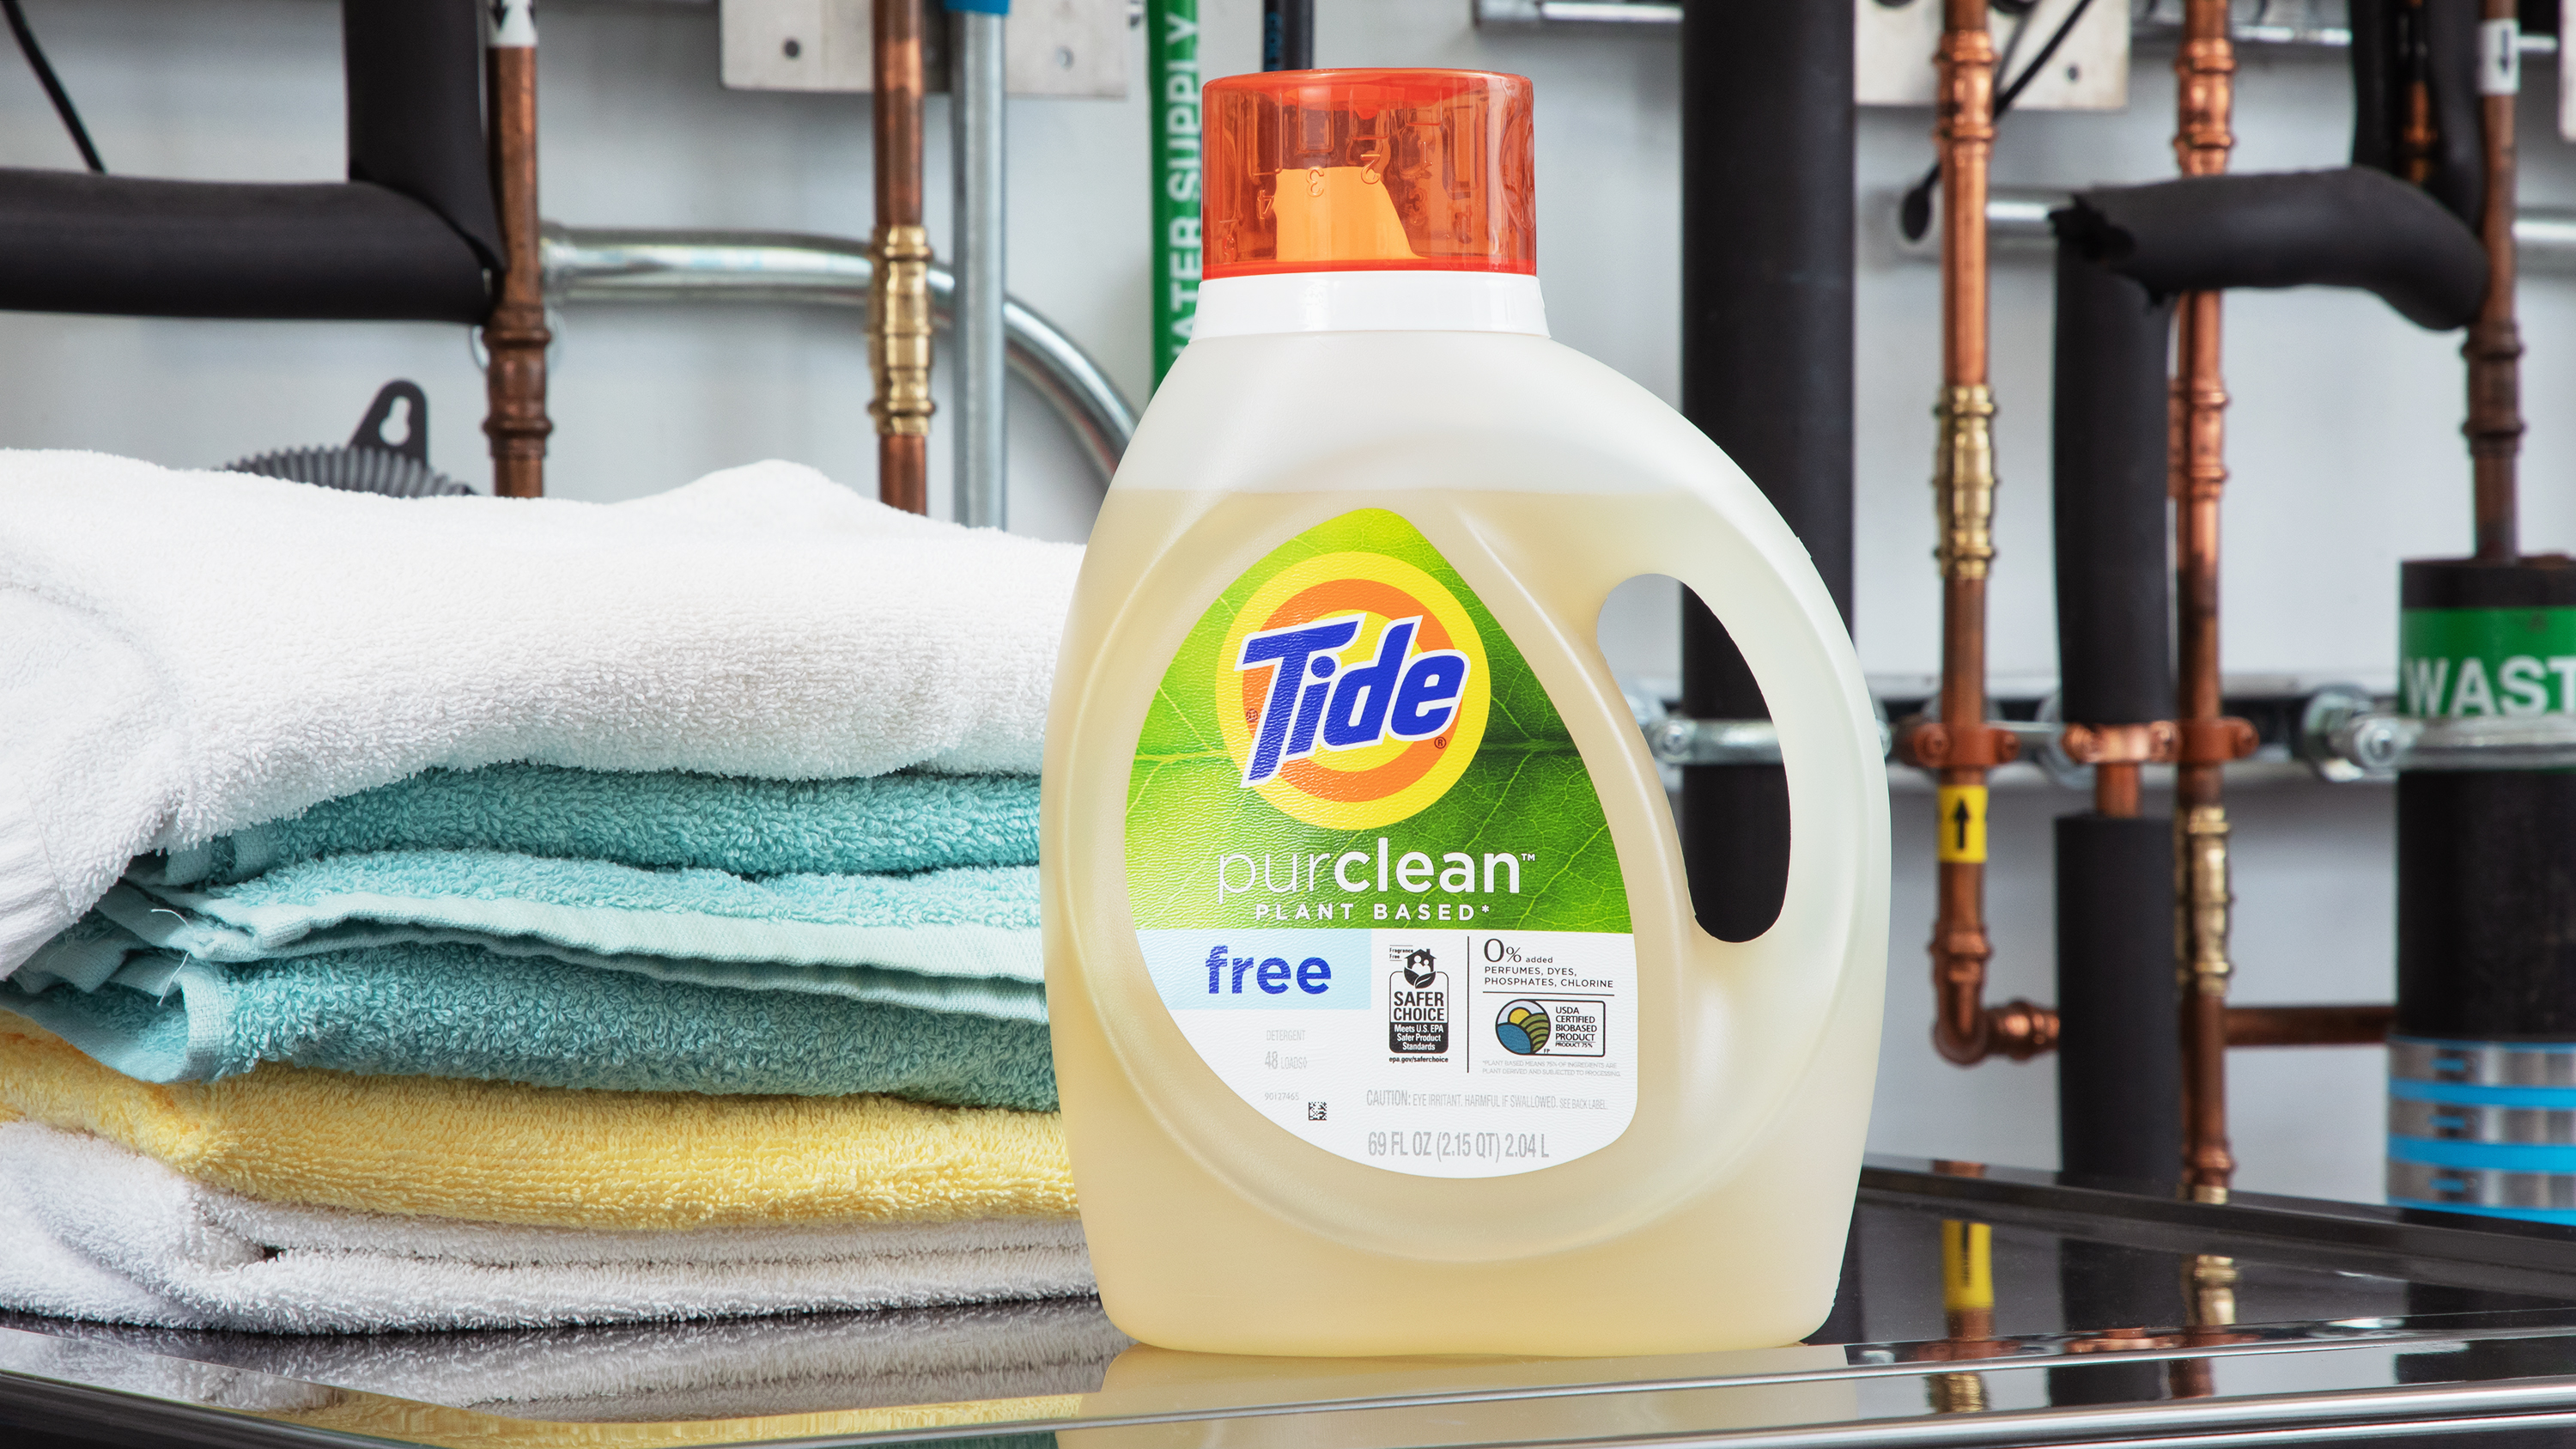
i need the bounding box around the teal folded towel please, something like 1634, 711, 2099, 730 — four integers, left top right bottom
18, 910, 1047, 1023
151, 765, 1039, 886
105, 851, 1042, 985
0, 946, 1057, 1108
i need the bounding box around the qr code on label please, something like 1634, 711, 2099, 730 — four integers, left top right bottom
1306, 1102, 1327, 1121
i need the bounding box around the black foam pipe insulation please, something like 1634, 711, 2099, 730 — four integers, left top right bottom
2050, 246, 2176, 728
343, 0, 503, 271
0, 0, 494, 322
2055, 815, 2179, 1188
1675, 1, 1854, 943
0, 171, 492, 321
2348, 0, 2486, 226
2049, 242, 2179, 1191
2057, 169, 2488, 331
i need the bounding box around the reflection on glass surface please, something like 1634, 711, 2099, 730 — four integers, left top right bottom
15, 1158, 2576, 1447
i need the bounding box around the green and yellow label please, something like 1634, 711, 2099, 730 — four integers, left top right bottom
1125, 508, 1638, 1178
1126, 508, 1630, 934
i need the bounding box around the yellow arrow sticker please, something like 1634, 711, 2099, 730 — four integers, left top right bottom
1941, 1220, 1995, 1312
1936, 785, 1988, 863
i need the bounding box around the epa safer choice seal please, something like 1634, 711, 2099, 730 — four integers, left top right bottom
1125, 509, 1642, 1179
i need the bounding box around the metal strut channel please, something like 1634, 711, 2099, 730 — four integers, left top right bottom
539, 225, 1139, 489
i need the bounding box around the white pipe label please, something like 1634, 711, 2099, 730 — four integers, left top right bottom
2481, 19, 2519, 96
492, 0, 538, 49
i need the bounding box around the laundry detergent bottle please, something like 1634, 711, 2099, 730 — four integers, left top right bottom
1042, 68, 1888, 1357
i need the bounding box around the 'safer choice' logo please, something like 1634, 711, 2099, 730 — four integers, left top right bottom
1387, 946, 1450, 1055
1218, 550, 1491, 831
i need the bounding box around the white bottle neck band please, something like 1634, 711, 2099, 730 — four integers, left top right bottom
1191, 271, 1550, 340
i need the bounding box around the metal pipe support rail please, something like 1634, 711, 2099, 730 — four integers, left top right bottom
538, 225, 1139, 488
1644, 686, 2576, 779
1474, 0, 2566, 52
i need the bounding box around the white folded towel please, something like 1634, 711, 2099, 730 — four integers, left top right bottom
0, 1120, 1097, 1332
3, 1300, 1133, 1421
0, 454, 1082, 977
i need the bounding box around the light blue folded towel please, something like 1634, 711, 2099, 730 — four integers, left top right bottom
150, 765, 1039, 886
105, 851, 1042, 986
0, 945, 1057, 1109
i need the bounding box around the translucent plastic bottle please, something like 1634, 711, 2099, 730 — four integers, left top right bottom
1042, 69, 1888, 1357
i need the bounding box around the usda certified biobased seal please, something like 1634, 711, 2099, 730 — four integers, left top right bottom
1127, 508, 1637, 1178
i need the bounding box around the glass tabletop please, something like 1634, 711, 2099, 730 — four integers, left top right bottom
15, 1156, 2576, 1449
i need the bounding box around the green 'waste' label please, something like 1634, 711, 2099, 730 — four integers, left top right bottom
2399, 608, 2576, 718
1125, 508, 1637, 1179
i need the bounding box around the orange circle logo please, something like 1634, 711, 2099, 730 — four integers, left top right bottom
1215, 551, 1490, 830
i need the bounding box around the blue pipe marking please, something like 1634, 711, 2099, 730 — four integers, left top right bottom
2390, 1078, 2576, 1109
2387, 1135, 2576, 1172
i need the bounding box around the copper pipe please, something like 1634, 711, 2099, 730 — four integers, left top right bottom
2468, 0, 2523, 563
870, 0, 933, 514
1920, 0, 2053, 1068
482, 6, 550, 500
2400, 0, 2435, 185
2093, 762, 2141, 818
2226, 1003, 2396, 1048
2171, 0, 2239, 1203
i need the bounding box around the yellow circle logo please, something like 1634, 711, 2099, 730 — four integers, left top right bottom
1214, 551, 1490, 831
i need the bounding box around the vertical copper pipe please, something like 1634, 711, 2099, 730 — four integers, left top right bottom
483, 4, 550, 500
2172, 0, 2237, 1202
2468, 0, 2522, 563
2093, 762, 2141, 819
1927, 0, 2014, 1067
871, 0, 933, 514
2400, 0, 2436, 185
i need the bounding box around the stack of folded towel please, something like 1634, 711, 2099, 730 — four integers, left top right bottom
0, 454, 1088, 1333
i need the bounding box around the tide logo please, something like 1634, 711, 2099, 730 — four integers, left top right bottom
1217, 550, 1490, 830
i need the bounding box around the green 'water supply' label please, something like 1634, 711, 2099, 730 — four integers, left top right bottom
1127, 508, 1637, 1178
2400, 608, 2576, 718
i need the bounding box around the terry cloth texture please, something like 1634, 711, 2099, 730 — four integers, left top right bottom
0, 1022, 1078, 1228
153, 766, 1041, 887
15, 910, 1048, 1022
0, 1300, 1132, 1421
0, 454, 1081, 978
105, 854, 1043, 983
0, 946, 1057, 1107
0, 1121, 1094, 1333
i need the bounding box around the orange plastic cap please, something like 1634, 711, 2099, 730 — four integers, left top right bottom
1202, 69, 1535, 281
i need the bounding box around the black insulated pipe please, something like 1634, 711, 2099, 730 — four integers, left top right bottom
2055, 815, 2179, 1186
2049, 240, 2178, 1190
1676, 1, 1854, 943
343, 0, 503, 271
2057, 169, 2488, 331
2348, 0, 2486, 225
2050, 247, 2175, 728
1261, 0, 1313, 72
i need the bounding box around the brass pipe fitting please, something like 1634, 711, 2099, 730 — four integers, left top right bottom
1932, 384, 1997, 581
869, 222, 937, 441
872, 0, 931, 514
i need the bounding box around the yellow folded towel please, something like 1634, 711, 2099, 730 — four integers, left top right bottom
0, 1023, 1075, 1229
